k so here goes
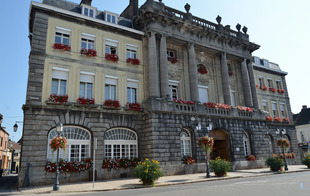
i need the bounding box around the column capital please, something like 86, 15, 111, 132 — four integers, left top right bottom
146, 31, 156, 37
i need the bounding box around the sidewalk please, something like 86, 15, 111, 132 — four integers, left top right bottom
19, 165, 310, 194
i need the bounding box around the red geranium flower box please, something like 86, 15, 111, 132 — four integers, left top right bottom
77, 97, 95, 104
126, 58, 140, 65
53, 43, 71, 51
105, 53, 119, 62
80, 48, 97, 57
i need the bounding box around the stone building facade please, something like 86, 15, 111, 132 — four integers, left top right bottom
19, 0, 299, 187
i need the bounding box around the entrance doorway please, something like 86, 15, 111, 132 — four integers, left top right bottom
209, 129, 230, 161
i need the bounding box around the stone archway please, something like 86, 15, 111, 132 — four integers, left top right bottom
209, 129, 230, 161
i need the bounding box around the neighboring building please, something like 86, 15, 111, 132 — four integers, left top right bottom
294, 105, 310, 157
0, 114, 10, 175
20, 0, 299, 187
11, 141, 21, 173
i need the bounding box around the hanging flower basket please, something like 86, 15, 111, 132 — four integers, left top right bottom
277, 138, 290, 148
198, 136, 214, 154
49, 136, 67, 152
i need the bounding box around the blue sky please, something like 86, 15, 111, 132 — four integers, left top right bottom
1, 0, 310, 142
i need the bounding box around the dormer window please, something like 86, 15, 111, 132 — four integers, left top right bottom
81, 4, 96, 18
104, 11, 118, 24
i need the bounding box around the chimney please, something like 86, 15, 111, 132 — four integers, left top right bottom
120, 0, 138, 19
302, 105, 307, 110
80, 0, 92, 6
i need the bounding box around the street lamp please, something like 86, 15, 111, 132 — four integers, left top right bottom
13, 121, 23, 132
205, 122, 213, 178
275, 128, 288, 171
53, 122, 63, 191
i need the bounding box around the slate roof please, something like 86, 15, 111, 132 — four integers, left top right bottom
294, 106, 310, 126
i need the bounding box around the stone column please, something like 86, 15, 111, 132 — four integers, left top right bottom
241, 58, 253, 107
147, 31, 159, 98
187, 43, 199, 102
159, 34, 169, 99
220, 52, 231, 105
247, 60, 259, 109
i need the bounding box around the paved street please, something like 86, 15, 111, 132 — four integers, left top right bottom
0, 174, 18, 195
72, 172, 310, 196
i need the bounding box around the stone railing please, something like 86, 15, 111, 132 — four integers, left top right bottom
175, 103, 195, 112
205, 107, 230, 116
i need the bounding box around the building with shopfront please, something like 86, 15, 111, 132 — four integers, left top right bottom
19, 0, 299, 187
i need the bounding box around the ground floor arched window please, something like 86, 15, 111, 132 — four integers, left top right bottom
47, 126, 91, 162
180, 129, 192, 158
243, 131, 251, 156
104, 128, 138, 159
267, 134, 275, 154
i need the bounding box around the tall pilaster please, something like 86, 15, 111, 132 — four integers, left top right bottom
220, 52, 231, 105
247, 60, 259, 109
187, 43, 199, 102
159, 34, 169, 99
147, 31, 159, 98
241, 58, 253, 107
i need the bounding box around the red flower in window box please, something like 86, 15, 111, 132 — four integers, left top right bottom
197, 66, 208, 74
45, 159, 93, 173
77, 97, 95, 104
173, 99, 195, 104
274, 117, 282, 122
126, 102, 142, 111
105, 53, 119, 62
104, 99, 120, 108
260, 85, 268, 91
53, 43, 71, 51
204, 102, 231, 109
237, 106, 253, 112
182, 156, 196, 165
49, 94, 68, 103
283, 117, 290, 123
228, 71, 233, 76
168, 56, 178, 64
266, 116, 273, 122
126, 58, 140, 65
80, 48, 97, 57
256, 84, 258, 88
277, 89, 285, 94
269, 87, 276, 92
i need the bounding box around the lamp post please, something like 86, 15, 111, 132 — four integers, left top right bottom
13, 121, 23, 132
53, 122, 63, 191
275, 128, 288, 171
205, 123, 213, 178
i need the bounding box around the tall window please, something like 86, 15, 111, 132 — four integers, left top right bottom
47, 126, 91, 162
276, 80, 282, 89
231, 90, 236, 106
81, 33, 95, 50
198, 85, 208, 103
127, 79, 138, 103
262, 100, 268, 112
105, 39, 118, 55
243, 132, 251, 156
271, 102, 277, 117
169, 80, 179, 100
126, 44, 138, 59
105, 76, 117, 100
258, 77, 264, 87
267, 79, 273, 88
280, 103, 286, 117
80, 72, 94, 98
55, 27, 70, 45
267, 134, 274, 154
104, 128, 138, 159
180, 129, 192, 158
51, 68, 69, 95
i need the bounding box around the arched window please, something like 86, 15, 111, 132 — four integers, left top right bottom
243, 131, 251, 156
104, 128, 138, 159
47, 126, 91, 162
180, 129, 192, 158
267, 134, 274, 154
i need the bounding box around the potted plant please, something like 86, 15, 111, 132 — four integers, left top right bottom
301, 153, 310, 168
265, 154, 284, 171
245, 155, 256, 161
134, 158, 163, 186
209, 157, 231, 176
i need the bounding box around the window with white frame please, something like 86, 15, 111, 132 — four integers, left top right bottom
198, 85, 208, 103
126, 44, 137, 59
180, 129, 192, 158
280, 103, 286, 117
276, 80, 282, 89
169, 80, 179, 100
231, 90, 236, 106
54, 27, 71, 45
267, 134, 274, 154
47, 126, 91, 162
104, 11, 118, 24
262, 100, 268, 112
271, 102, 277, 117
253, 57, 260, 65
105, 39, 118, 55
167, 49, 176, 58
127, 79, 138, 103
79, 72, 94, 98
51, 67, 69, 95
258, 77, 264, 87
243, 132, 251, 156
105, 76, 117, 100
81, 5, 96, 18
267, 79, 273, 88
104, 128, 138, 159
81, 33, 95, 50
